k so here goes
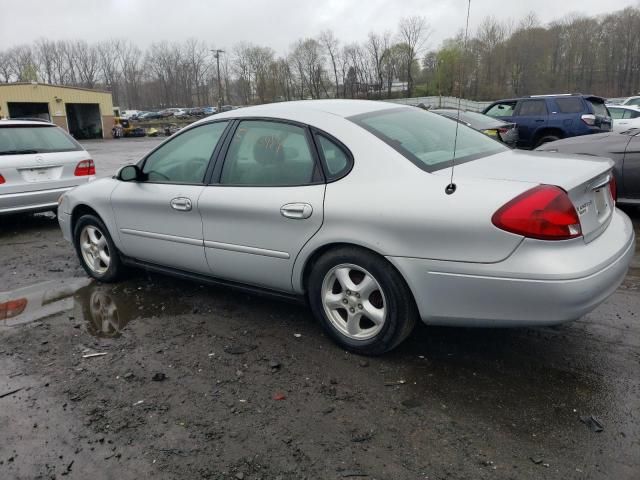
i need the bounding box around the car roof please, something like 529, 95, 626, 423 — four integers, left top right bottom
488, 94, 604, 104
0, 119, 56, 127
207, 99, 402, 120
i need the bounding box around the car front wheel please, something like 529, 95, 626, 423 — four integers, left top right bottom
73, 214, 125, 282
308, 247, 417, 355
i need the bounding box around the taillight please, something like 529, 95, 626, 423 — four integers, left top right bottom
498, 127, 509, 134
492, 185, 582, 240
581, 114, 596, 126
0, 298, 28, 321
0, 174, 5, 184
609, 175, 617, 203
74, 159, 95, 176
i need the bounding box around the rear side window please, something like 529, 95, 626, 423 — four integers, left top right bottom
0, 125, 81, 154
623, 109, 640, 119
220, 120, 319, 186
609, 108, 624, 119
315, 134, 351, 178
626, 98, 640, 106
485, 102, 516, 117
555, 97, 584, 113
587, 99, 608, 117
517, 100, 547, 116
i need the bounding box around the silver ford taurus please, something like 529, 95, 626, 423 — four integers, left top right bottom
57, 100, 635, 354
0, 119, 95, 215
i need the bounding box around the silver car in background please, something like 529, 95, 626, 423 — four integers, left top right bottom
0, 119, 95, 215
57, 100, 635, 354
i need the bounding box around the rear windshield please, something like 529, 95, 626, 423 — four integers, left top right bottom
350, 107, 506, 172
0, 125, 82, 155
586, 99, 609, 117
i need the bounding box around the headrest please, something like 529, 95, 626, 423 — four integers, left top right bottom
253, 135, 284, 165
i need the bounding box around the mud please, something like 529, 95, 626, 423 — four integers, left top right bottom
1, 208, 639, 480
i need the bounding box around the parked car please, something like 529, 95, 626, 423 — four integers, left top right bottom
202, 106, 217, 116
187, 107, 205, 117
536, 128, 640, 204
431, 109, 518, 147
140, 111, 162, 120
0, 119, 95, 215
121, 110, 140, 120
606, 105, 640, 132
483, 94, 612, 149
620, 96, 640, 107
57, 100, 634, 354
173, 109, 190, 119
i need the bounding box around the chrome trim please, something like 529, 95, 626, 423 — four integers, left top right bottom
120, 228, 203, 246
204, 240, 290, 259
0, 186, 75, 199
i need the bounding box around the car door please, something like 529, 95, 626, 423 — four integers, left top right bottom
623, 134, 640, 199
110, 121, 230, 274
198, 119, 326, 292
513, 99, 548, 148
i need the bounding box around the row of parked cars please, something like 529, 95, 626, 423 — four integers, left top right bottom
121, 105, 240, 121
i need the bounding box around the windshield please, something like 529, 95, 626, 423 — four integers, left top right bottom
0, 125, 82, 154
350, 107, 507, 172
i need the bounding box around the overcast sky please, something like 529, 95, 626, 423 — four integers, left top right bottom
2, 0, 638, 53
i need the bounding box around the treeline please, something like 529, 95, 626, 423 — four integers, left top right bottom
1, 7, 639, 109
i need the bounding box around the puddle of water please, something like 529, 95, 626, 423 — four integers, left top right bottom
0, 278, 189, 337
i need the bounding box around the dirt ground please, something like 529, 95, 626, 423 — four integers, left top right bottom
1, 140, 639, 479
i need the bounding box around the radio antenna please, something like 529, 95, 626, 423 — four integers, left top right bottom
446, 0, 472, 195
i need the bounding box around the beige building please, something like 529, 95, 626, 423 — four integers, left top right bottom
0, 82, 114, 139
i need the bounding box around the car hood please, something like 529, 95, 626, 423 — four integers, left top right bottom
434, 148, 613, 191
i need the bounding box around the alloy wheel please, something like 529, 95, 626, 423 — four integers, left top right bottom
79, 225, 111, 275
321, 263, 387, 340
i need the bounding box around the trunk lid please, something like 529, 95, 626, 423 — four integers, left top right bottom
0, 150, 90, 194
436, 149, 615, 242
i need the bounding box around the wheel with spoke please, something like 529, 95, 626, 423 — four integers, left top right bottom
73, 214, 125, 282
308, 247, 417, 355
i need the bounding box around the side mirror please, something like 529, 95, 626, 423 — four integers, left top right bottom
117, 164, 142, 182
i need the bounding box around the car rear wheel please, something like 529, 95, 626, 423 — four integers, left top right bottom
308, 247, 417, 355
535, 135, 560, 148
73, 214, 125, 282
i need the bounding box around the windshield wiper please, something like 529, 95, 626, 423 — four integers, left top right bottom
0, 149, 39, 155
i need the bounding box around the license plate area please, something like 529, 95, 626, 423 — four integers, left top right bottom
19, 166, 63, 182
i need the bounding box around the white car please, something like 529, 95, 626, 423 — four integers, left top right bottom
606, 104, 640, 132
0, 119, 95, 215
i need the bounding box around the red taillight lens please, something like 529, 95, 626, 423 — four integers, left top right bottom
0, 298, 28, 321
492, 185, 582, 240
498, 127, 509, 134
0, 174, 5, 184
74, 159, 95, 176
609, 175, 617, 203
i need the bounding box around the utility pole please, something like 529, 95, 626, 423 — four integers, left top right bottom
211, 49, 225, 112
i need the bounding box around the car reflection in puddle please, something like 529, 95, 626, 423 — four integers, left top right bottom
1, 278, 188, 337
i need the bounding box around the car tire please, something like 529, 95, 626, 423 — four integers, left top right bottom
73, 214, 125, 283
308, 247, 417, 355
535, 135, 560, 148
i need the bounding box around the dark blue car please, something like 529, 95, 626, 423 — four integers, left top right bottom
482, 94, 612, 149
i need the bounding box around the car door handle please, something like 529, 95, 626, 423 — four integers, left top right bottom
280, 203, 313, 219
170, 197, 192, 211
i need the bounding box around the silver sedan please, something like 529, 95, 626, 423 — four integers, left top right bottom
0, 119, 95, 215
57, 100, 635, 354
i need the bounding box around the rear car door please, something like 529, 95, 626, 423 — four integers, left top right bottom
110, 121, 229, 274
199, 119, 325, 292
513, 99, 548, 148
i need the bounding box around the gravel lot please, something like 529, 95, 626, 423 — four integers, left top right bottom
1, 137, 639, 479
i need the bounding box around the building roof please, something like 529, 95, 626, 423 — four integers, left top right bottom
0, 82, 112, 94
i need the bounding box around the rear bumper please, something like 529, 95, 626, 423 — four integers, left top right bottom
0, 183, 87, 215
388, 209, 635, 327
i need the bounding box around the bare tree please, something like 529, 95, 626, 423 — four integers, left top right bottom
397, 16, 431, 97
319, 30, 340, 98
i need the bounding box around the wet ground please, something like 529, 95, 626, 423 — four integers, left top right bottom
1, 140, 639, 478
